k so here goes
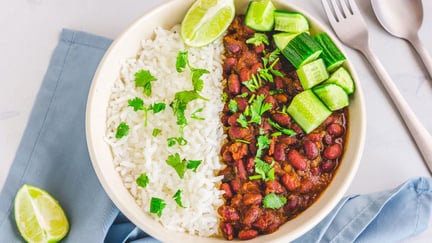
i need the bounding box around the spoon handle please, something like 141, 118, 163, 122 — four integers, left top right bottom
409, 34, 432, 79
361, 45, 432, 173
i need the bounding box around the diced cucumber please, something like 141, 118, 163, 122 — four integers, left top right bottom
281, 32, 323, 68
273, 32, 300, 50
245, 0, 276, 31
287, 90, 331, 134
313, 84, 349, 111
314, 32, 346, 72
324, 67, 355, 95
297, 58, 329, 90
274, 10, 309, 33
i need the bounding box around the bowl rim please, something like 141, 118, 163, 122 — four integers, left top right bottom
85, 0, 366, 242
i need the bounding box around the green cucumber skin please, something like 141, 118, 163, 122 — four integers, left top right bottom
282, 32, 323, 68
274, 10, 309, 33
314, 33, 346, 72
297, 58, 329, 90
313, 83, 349, 111
325, 67, 355, 95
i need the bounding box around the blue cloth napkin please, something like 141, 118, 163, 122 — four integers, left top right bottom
0, 29, 431, 243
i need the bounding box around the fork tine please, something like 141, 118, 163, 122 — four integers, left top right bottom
339, 0, 353, 17
321, 0, 338, 23
346, 0, 360, 15
330, 0, 345, 22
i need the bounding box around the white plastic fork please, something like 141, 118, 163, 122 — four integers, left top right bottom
321, 0, 432, 173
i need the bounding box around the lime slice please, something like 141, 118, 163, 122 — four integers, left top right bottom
180, 0, 235, 47
244, 0, 276, 31
14, 184, 69, 243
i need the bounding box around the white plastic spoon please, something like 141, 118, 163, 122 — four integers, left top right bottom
371, 0, 432, 79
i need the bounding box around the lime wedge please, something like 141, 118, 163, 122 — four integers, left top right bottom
180, 0, 235, 47
14, 184, 69, 243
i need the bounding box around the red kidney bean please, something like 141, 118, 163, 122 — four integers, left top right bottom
254, 43, 265, 54
220, 222, 234, 241
235, 160, 247, 180
234, 97, 248, 112
228, 126, 252, 141
228, 73, 240, 95
323, 134, 333, 145
300, 179, 313, 193
260, 118, 272, 132
323, 143, 342, 160
224, 37, 241, 54
264, 95, 277, 109
218, 205, 240, 221
243, 206, 261, 225
275, 76, 285, 89
281, 174, 300, 191
327, 123, 345, 137
238, 229, 259, 240
231, 194, 242, 207
272, 112, 291, 126
246, 157, 255, 174
273, 143, 287, 162
227, 113, 240, 126
304, 141, 318, 160
257, 85, 270, 96
321, 160, 336, 172
311, 166, 321, 176
228, 142, 248, 161
322, 115, 335, 127
284, 196, 298, 211
243, 193, 262, 205
251, 62, 263, 74
220, 183, 232, 200
306, 132, 322, 142
223, 57, 237, 72
241, 181, 260, 194
274, 93, 288, 103
230, 178, 241, 193
265, 180, 285, 194
278, 135, 297, 145
239, 67, 251, 82
287, 149, 307, 171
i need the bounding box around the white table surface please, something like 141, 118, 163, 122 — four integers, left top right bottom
1, 0, 431, 241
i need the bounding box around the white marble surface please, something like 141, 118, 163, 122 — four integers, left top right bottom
1, 0, 431, 241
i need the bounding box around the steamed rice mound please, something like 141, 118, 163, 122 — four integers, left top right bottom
105, 25, 226, 236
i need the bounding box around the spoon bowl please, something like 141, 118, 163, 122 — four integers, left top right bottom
371, 0, 432, 78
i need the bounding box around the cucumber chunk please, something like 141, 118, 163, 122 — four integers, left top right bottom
273, 32, 300, 50
287, 90, 331, 134
281, 32, 323, 68
297, 58, 329, 90
274, 10, 309, 33
245, 0, 276, 31
314, 32, 346, 72
313, 83, 349, 111
324, 66, 355, 95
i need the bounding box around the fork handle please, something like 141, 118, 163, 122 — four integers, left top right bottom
361, 46, 432, 173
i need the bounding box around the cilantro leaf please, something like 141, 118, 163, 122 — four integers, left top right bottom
166, 153, 187, 179
249, 94, 272, 124
228, 99, 238, 113
176, 51, 188, 73
186, 160, 202, 172
150, 197, 166, 217
136, 173, 149, 188
173, 189, 186, 208
242, 74, 262, 92
128, 97, 144, 111
191, 68, 209, 92
191, 108, 205, 121
246, 33, 269, 46
171, 90, 208, 126
268, 118, 297, 136
256, 134, 271, 158
263, 193, 287, 209
167, 137, 188, 147
135, 69, 157, 96
237, 113, 249, 128
152, 128, 162, 137
115, 122, 129, 139
252, 158, 275, 181
150, 102, 166, 114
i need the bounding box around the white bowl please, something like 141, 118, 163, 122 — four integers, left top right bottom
86, 0, 366, 242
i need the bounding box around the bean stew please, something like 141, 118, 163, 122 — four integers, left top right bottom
217, 16, 348, 240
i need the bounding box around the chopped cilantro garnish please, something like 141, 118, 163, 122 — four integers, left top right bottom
268, 118, 297, 136
115, 122, 129, 139
246, 33, 269, 46
235, 139, 251, 144
256, 134, 271, 158
186, 160, 202, 172
136, 173, 149, 188
251, 159, 275, 181
167, 137, 188, 147
166, 153, 188, 179
173, 189, 186, 208
176, 51, 189, 73
259, 57, 283, 82
237, 113, 249, 128
150, 102, 166, 114
128, 97, 144, 111
263, 193, 287, 209
191, 108, 205, 120
170, 90, 208, 126
152, 128, 162, 137
150, 197, 166, 217
221, 93, 228, 102
135, 69, 157, 96
191, 68, 209, 92
228, 99, 238, 113
249, 94, 272, 124
243, 74, 262, 92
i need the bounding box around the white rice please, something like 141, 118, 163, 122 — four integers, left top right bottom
105, 25, 226, 237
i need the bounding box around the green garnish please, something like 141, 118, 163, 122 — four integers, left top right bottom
166, 153, 201, 179
243, 74, 262, 92
246, 33, 269, 46
151, 102, 166, 114
250, 159, 275, 181
135, 69, 157, 96
167, 137, 188, 147
127, 97, 166, 126
115, 122, 129, 139
152, 128, 162, 137
228, 99, 238, 113
176, 51, 189, 73
173, 190, 186, 208
191, 68, 209, 92
136, 173, 149, 188
128, 97, 144, 111
255, 134, 271, 158
150, 197, 166, 217
268, 118, 297, 136
186, 160, 202, 172
249, 94, 272, 124
235, 139, 251, 144
171, 90, 208, 126
263, 193, 287, 209
221, 93, 228, 102
237, 113, 249, 128
258, 57, 283, 82
191, 108, 205, 121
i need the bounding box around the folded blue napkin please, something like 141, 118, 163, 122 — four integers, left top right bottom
0, 29, 431, 243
